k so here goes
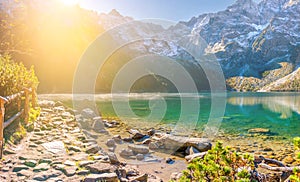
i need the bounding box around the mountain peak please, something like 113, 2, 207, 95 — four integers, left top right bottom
227, 0, 258, 12
109, 9, 122, 17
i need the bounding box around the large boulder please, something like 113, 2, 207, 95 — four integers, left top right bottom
81, 108, 97, 119
155, 135, 211, 152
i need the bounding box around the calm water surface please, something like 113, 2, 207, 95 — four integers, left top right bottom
40, 92, 300, 139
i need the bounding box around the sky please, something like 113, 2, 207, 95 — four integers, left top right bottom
78, 0, 262, 22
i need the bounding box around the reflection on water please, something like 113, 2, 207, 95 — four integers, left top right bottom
39, 92, 300, 139
227, 93, 300, 119
225, 93, 300, 138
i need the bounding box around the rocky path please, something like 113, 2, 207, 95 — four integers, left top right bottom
0, 101, 161, 182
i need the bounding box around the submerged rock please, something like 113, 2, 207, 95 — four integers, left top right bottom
248, 128, 270, 134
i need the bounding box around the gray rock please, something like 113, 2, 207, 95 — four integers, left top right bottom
86, 162, 112, 173
82, 130, 98, 139
158, 135, 211, 152
128, 144, 149, 154
32, 170, 62, 181
81, 108, 97, 119
41, 141, 66, 154
84, 173, 118, 182
64, 166, 77, 177
120, 149, 134, 157
129, 129, 146, 140
86, 145, 100, 154
136, 154, 144, 161
130, 174, 148, 182
149, 142, 159, 150
106, 139, 116, 147
108, 152, 119, 164
92, 117, 105, 132
112, 135, 122, 144
79, 160, 95, 167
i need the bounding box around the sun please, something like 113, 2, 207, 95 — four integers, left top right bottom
60, 0, 80, 6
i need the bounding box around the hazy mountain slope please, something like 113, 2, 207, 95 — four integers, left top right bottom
97, 0, 300, 92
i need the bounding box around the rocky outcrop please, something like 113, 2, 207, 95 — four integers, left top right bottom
0, 100, 161, 182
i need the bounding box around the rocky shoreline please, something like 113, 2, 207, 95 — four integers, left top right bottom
0, 100, 298, 181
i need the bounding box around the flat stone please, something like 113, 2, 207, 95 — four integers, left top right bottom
13, 165, 29, 172
71, 153, 89, 161
68, 146, 81, 152
33, 163, 50, 172
79, 160, 95, 167
84, 173, 118, 182
32, 170, 62, 181
53, 164, 65, 171
64, 160, 76, 166
86, 162, 112, 173
17, 170, 34, 177
41, 141, 66, 154
131, 174, 148, 182
86, 145, 100, 154
128, 144, 149, 154
64, 166, 77, 177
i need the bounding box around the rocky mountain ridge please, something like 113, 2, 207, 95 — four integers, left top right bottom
98, 0, 300, 92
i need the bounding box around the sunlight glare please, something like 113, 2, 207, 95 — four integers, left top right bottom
60, 0, 81, 6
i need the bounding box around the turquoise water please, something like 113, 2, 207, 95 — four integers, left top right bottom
95, 92, 300, 139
